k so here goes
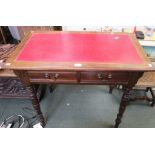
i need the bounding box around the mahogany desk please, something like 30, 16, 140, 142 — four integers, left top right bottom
5, 31, 153, 127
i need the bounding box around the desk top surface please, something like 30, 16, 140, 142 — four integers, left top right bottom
5, 31, 152, 71
17, 33, 142, 64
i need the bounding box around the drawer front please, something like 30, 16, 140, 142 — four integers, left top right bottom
81, 71, 129, 83
28, 71, 129, 84
28, 71, 77, 82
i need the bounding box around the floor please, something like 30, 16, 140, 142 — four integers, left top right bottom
0, 85, 155, 128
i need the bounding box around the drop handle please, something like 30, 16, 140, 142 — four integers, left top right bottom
108, 73, 112, 79
54, 73, 60, 80
44, 73, 49, 78
97, 73, 112, 79
97, 73, 104, 79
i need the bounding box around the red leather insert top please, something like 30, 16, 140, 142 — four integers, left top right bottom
16, 33, 143, 64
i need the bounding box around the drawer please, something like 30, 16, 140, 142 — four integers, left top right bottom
81, 71, 129, 83
28, 71, 77, 82
28, 71, 129, 84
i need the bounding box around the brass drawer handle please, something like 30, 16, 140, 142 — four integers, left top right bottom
97, 73, 112, 79
54, 73, 60, 80
108, 73, 112, 79
44, 73, 49, 78
97, 73, 103, 79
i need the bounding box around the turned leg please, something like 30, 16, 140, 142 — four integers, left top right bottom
15, 70, 46, 127
109, 85, 115, 94
39, 85, 47, 101
145, 87, 150, 92
115, 87, 131, 128
28, 85, 46, 127
114, 72, 144, 127
149, 88, 155, 107
49, 84, 56, 93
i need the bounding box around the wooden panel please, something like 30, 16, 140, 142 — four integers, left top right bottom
136, 72, 155, 87
0, 69, 16, 77
0, 30, 3, 43
0, 27, 6, 43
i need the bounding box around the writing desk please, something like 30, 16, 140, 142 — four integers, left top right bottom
5, 31, 153, 127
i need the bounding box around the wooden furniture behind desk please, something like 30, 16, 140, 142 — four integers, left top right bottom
0, 44, 46, 101
0, 27, 6, 44
5, 31, 154, 127
109, 52, 155, 106
0, 69, 46, 100
17, 26, 53, 40
0, 69, 31, 99
129, 72, 155, 106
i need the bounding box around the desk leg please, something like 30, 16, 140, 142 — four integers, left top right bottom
114, 72, 143, 128
115, 87, 131, 128
109, 85, 115, 94
14, 70, 46, 127
30, 90, 46, 127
